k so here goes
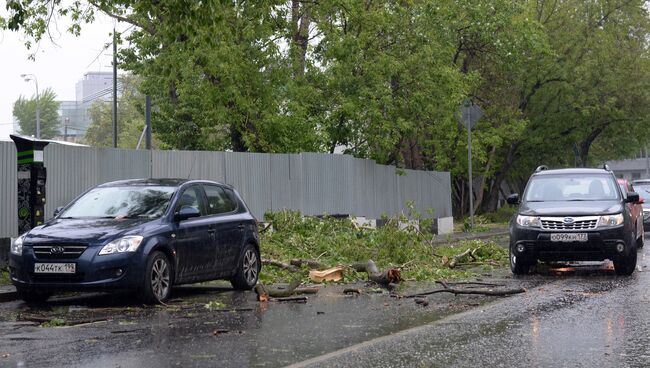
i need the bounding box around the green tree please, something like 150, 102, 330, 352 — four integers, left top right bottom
12, 88, 61, 139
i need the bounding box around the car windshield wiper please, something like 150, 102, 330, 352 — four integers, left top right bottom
117, 214, 152, 219
59, 216, 77, 219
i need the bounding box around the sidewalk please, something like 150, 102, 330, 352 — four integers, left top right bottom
433, 226, 509, 245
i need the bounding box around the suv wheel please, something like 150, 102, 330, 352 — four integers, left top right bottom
230, 244, 260, 290
139, 251, 172, 304
614, 234, 637, 276
509, 245, 531, 275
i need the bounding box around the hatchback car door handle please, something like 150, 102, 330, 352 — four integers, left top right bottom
237, 224, 245, 230
207, 229, 216, 234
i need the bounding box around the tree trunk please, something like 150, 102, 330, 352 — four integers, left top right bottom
486, 141, 520, 212
474, 146, 497, 212
290, 0, 310, 78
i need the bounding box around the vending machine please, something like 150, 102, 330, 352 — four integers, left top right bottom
10, 135, 49, 234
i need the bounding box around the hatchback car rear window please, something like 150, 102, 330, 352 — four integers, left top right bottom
61, 186, 176, 219
524, 175, 620, 202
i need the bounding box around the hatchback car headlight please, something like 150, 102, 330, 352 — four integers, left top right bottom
598, 213, 624, 227
10, 234, 26, 255
99, 236, 144, 255
516, 215, 541, 227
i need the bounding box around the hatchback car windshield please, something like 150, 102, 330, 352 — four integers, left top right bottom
524, 175, 620, 202
60, 186, 177, 219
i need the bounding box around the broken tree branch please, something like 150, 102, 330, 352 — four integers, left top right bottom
401, 280, 526, 298
290, 259, 324, 269
352, 260, 401, 286
261, 259, 300, 272
253, 279, 318, 301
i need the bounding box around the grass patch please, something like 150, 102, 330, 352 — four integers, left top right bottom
483, 206, 517, 224
259, 211, 507, 284
41, 318, 66, 327
0, 269, 9, 285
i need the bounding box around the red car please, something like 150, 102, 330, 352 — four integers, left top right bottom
618, 178, 645, 248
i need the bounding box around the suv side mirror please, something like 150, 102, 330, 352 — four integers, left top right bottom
175, 206, 201, 221
53, 206, 64, 217
626, 192, 640, 204
506, 193, 519, 205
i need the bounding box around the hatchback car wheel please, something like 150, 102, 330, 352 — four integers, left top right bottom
231, 244, 260, 290
140, 251, 172, 303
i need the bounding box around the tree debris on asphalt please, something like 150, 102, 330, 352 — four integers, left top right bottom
254, 279, 319, 302
400, 280, 526, 299
343, 288, 362, 295
352, 260, 402, 287
309, 266, 345, 283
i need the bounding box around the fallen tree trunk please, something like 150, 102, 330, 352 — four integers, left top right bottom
352, 260, 401, 286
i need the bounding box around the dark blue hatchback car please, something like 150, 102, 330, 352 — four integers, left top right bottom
9, 179, 261, 304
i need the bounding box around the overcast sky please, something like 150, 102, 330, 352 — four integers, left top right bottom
0, 12, 121, 140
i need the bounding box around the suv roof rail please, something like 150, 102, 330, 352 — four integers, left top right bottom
602, 164, 611, 171
535, 165, 548, 172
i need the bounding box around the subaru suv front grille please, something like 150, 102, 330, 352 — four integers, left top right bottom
540, 216, 599, 230
32, 244, 88, 260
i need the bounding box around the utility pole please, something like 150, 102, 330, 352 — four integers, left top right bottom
145, 95, 152, 149
459, 99, 483, 229
112, 27, 118, 148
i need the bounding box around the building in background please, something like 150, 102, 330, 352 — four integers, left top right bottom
607, 158, 650, 181
13, 71, 118, 142
60, 71, 117, 142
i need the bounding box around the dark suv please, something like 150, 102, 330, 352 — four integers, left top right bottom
507, 166, 641, 275
9, 179, 260, 304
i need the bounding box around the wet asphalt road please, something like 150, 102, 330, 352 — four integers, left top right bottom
292, 249, 650, 367
2, 237, 650, 367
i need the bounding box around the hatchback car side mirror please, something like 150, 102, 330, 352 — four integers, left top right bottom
506, 193, 519, 205
53, 206, 64, 217
625, 192, 640, 203
175, 206, 201, 221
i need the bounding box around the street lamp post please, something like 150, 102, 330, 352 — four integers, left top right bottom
20, 73, 40, 139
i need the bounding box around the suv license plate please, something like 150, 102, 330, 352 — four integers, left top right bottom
550, 233, 588, 242
34, 263, 76, 274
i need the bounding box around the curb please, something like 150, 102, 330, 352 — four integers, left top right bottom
0, 285, 18, 303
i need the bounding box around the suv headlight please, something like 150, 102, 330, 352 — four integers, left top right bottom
598, 213, 624, 227
99, 236, 144, 255
10, 234, 26, 256
516, 215, 541, 227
